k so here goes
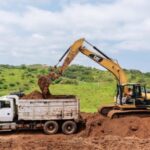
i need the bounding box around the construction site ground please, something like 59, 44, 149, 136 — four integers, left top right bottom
1, 113, 150, 150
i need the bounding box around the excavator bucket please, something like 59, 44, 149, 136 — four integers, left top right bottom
38, 71, 59, 98
38, 75, 51, 98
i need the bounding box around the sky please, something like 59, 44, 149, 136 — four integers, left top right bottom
0, 0, 150, 72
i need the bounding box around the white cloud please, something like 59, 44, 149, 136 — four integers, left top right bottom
0, 0, 150, 71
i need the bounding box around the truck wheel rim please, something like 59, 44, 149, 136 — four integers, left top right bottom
67, 125, 73, 131
48, 124, 55, 131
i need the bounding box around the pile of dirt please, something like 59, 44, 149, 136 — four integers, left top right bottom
80, 113, 150, 138
21, 90, 76, 100
21, 90, 44, 99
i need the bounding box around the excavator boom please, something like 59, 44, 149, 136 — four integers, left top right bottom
57, 38, 127, 85
79, 48, 127, 84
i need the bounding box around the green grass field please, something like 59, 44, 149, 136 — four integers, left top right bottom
0, 81, 115, 112
50, 82, 115, 112
0, 64, 150, 112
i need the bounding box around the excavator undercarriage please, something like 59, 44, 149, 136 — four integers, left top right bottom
100, 106, 150, 119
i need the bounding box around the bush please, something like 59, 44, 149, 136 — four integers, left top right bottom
3, 85, 8, 89
1, 78, 5, 81
23, 83, 30, 90
29, 80, 35, 84
27, 68, 37, 72
16, 82, 20, 85
9, 83, 16, 87
60, 78, 78, 85
79, 76, 94, 82
25, 73, 33, 77
24, 83, 29, 87
106, 78, 113, 82
21, 75, 25, 79
0, 80, 4, 84
20, 64, 27, 69
53, 78, 63, 84
40, 69, 47, 74
9, 72, 15, 76
24, 86, 30, 90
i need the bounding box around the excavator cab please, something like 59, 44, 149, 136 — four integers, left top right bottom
117, 83, 148, 106
117, 84, 146, 105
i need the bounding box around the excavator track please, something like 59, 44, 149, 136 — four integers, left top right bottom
107, 109, 150, 119
98, 105, 115, 116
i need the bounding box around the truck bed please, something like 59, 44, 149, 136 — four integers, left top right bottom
18, 97, 80, 121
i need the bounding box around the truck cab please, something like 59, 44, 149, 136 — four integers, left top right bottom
0, 95, 18, 122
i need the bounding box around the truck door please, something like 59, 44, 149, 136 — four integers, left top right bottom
0, 100, 13, 122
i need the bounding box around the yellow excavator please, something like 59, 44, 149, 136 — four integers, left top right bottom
39, 38, 150, 118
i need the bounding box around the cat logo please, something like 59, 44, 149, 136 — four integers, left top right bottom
89, 54, 103, 62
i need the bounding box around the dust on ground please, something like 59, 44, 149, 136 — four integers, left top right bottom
1, 113, 150, 150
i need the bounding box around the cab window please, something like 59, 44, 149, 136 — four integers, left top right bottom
134, 86, 142, 98
0, 101, 10, 108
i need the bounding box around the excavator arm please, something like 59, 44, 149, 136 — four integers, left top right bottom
56, 38, 127, 85
56, 38, 85, 74
38, 38, 127, 98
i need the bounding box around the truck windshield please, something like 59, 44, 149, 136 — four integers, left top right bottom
0, 101, 10, 108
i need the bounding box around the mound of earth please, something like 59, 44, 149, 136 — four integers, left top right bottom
21, 90, 43, 99
80, 113, 150, 139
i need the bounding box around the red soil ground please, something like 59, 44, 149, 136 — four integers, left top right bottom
1, 113, 150, 150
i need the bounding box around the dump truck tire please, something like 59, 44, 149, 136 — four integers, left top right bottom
62, 121, 77, 134
43, 121, 59, 134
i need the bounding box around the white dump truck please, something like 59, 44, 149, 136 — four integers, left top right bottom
0, 95, 81, 134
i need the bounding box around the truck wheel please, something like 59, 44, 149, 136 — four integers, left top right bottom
62, 121, 77, 134
43, 121, 59, 134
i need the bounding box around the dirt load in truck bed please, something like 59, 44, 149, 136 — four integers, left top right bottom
21, 90, 75, 100
1, 113, 150, 150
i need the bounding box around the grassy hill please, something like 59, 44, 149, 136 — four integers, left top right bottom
0, 64, 150, 112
